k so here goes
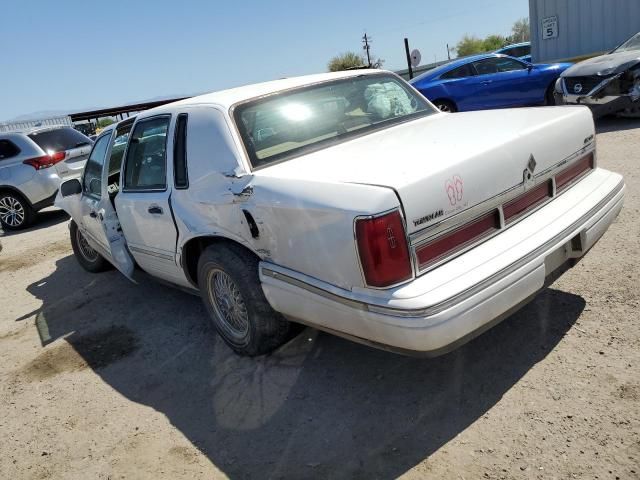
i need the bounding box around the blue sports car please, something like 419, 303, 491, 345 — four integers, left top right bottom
409, 53, 572, 112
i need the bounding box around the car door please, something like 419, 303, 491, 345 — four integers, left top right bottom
471, 57, 536, 108
436, 63, 486, 111
79, 132, 113, 254
114, 115, 182, 283
78, 129, 136, 279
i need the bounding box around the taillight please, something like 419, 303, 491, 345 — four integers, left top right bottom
23, 151, 66, 170
355, 210, 412, 288
503, 180, 553, 223
556, 152, 594, 192
415, 210, 500, 269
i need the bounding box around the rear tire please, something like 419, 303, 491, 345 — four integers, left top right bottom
433, 99, 457, 113
0, 191, 34, 230
70, 220, 110, 273
197, 243, 291, 356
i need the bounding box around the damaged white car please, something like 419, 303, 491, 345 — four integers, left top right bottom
56, 70, 625, 356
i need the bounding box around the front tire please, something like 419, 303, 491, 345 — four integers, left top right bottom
70, 221, 110, 273
197, 243, 291, 356
545, 84, 556, 106
0, 191, 34, 230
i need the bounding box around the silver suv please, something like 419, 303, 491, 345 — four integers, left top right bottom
0, 126, 92, 230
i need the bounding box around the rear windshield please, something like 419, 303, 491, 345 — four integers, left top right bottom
28, 127, 92, 154
233, 74, 436, 169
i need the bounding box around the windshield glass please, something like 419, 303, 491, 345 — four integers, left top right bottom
234, 74, 436, 168
613, 32, 640, 53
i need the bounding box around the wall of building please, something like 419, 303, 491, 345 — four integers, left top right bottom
0, 116, 72, 133
530, 0, 640, 62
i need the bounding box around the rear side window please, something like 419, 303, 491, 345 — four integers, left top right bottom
173, 113, 188, 189
28, 127, 92, 154
123, 116, 170, 191
440, 64, 475, 80
0, 140, 20, 160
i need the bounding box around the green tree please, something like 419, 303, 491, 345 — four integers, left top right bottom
328, 52, 366, 72
482, 34, 507, 51
97, 118, 115, 128
509, 17, 530, 43
455, 35, 486, 56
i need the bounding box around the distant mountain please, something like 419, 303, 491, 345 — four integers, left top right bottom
5, 93, 199, 122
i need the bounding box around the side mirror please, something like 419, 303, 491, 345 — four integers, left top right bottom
60, 178, 82, 197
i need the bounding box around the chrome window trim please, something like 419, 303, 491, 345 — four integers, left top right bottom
262, 178, 623, 319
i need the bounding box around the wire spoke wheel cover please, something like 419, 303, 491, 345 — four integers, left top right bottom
207, 268, 250, 340
75, 228, 99, 262
0, 195, 25, 227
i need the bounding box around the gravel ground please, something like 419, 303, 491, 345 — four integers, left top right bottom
0, 117, 638, 480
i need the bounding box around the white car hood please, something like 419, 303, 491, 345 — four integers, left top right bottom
257, 106, 594, 234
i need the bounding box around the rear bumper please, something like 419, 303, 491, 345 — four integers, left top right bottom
260, 168, 624, 355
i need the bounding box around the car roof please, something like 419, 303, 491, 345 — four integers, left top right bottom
0, 124, 73, 136
410, 53, 506, 83
141, 69, 388, 116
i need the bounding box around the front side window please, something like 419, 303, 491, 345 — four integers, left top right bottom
106, 122, 134, 196
123, 117, 170, 191
0, 139, 20, 160
473, 57, 527, 75
234, 74, 436, 168
507, 45, 531, 57
83, 132, 112, 197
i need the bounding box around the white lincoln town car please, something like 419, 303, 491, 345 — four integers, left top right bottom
56, 70, 625, 356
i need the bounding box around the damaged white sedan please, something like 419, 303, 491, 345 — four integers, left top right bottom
56, 70, 625, 356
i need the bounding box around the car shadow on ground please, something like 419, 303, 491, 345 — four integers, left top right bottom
21, 255, 586, 479
1, 208, 68, 237
595, 116, 639, 134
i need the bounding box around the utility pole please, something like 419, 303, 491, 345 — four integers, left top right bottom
447, 43, 451, 60
404, 38, 413, 79
362, 33, 372, 67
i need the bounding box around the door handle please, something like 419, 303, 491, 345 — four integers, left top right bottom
148, 205, 163, 215
481, 80, 492, 85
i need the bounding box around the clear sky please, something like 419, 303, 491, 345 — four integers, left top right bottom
0, 0, 528, 120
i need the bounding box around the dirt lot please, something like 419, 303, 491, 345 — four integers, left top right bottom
1, 117, 639, 480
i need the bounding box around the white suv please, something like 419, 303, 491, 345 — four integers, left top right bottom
0, 126, 92, 229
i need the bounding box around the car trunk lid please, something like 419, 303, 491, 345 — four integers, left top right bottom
257, 106, 595, 235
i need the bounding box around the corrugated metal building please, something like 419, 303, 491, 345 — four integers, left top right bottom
530, 0, 640, 62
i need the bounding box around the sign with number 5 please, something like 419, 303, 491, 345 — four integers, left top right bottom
542, 16, 558, 40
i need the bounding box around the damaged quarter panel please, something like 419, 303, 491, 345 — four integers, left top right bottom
170, 105, 257, 262
242, 176, 400, 289
169, 104, 399, 290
